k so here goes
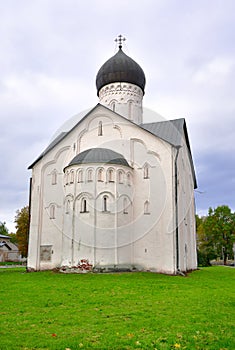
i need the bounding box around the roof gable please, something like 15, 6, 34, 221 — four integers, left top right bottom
29, 103, 138, 169
0, 242, 12, 250
141, 119, 197, 188
28, 104, 102, 169
28, 104, 196, 188
141, 119, 185, 147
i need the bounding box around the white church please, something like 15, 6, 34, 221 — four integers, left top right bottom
27, 36, 197, 274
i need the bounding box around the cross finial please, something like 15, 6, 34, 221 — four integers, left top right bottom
115, 34, 126, 49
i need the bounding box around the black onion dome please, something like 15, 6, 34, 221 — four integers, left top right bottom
96, 48, 146, 95
65, 148, 130, 170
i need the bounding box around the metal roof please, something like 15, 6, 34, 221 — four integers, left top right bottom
0, 234, 10, 239
29, 106, 186, 170
28, 104, 196, 188
141, 118, 197, 189
141, 119, 185, 147
65, 148, 131, 170
96, 48, 146, 95
28, 105, 99, 169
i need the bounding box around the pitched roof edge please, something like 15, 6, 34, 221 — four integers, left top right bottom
27, 105, 197, 189
28, 103, 144, 169
182, 120, 197, 189
141, 119, 197, 189
28, 104, 102, 169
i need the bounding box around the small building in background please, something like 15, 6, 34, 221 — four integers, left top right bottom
0, 234, 21, 262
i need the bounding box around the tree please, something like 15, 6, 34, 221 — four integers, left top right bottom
15, 206, 29, 258
196, 215, 216, 266
0, 222, 17, 244
199, 206, 235, 265
0, 221, 9, 236
8, 233, 18, 244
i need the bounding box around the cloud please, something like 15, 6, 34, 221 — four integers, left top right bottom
1, 72, 95, 110
1, 0, 235, 232
195, 150, 235, 215
192, 56, 235, 85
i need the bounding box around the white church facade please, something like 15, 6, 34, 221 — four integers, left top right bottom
27, 37, 197, 274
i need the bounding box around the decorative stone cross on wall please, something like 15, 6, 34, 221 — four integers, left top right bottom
115, 34, 126, 49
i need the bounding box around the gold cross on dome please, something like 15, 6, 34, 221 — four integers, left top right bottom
115, 34, 126, 49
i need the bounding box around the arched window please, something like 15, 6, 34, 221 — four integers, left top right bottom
103, 196, 108, 212
111, 101, 116, 112
128, 101, 133, 119
108, 169, 114, 182
70, 170, 75, 183
144, 200, 150, 215
144, 164, 149, 179
98, 121, 103, 136
87, 169, 93, 182
81, 198, 88, 213
50, 205, 55, 219
51, 170, 57, 185
65, 171, 69, 185
118, 170, 124, 184
65, 200, 70, 214
77, 170, 83, 183
123, 197, 128, 214
127, 173, 131, 186
98, 168, 103, 182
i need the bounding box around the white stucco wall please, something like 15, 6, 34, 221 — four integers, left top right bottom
28, 104, 197, 274
176, 136, 197, 272
98, 82, 143, 125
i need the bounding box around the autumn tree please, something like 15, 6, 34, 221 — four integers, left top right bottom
8, 232, 18, 244
198, 205, 235, 265
196, 215, 216, 266
0, 222, 17, 243
0, 221, 9, 236
15, 206, 29, 257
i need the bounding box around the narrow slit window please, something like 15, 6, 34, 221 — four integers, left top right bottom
81, 198, 88, 213
65, 172, 69, 185
70, 170, 75, 183
52, 170, 57, 185
98, 168, 103, 182
103, 196, 108, 212
50, 205, 55, 219
123, 198, 128, 214
127, 173, 131, 186
108, 169, 114, 182
128, 101, 133, 119
66, 200, 70, 214
98, 121, 103, 136
87, 169, 93, 182
144, 164, 149, 179
118, 171, 124, 184
78, 170, 83, 183
111, 101, 116, 112
144, 200, 150, 215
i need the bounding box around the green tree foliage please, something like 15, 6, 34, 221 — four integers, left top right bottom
8, 233, 18, 244
0, 221, 9, 236
197, 206, 235, 265
0, 222, 17, 244
15, 206, 29, 258
197, 215, 217, 266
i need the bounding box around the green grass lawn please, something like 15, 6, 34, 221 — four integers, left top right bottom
0, 267, 234, 350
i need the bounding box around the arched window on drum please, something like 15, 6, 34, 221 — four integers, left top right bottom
103, 196, 108, 212
144, 200, 150, 215
81, 198, 88, 213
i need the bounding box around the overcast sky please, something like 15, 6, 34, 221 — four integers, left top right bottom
1, 0, 235, 232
